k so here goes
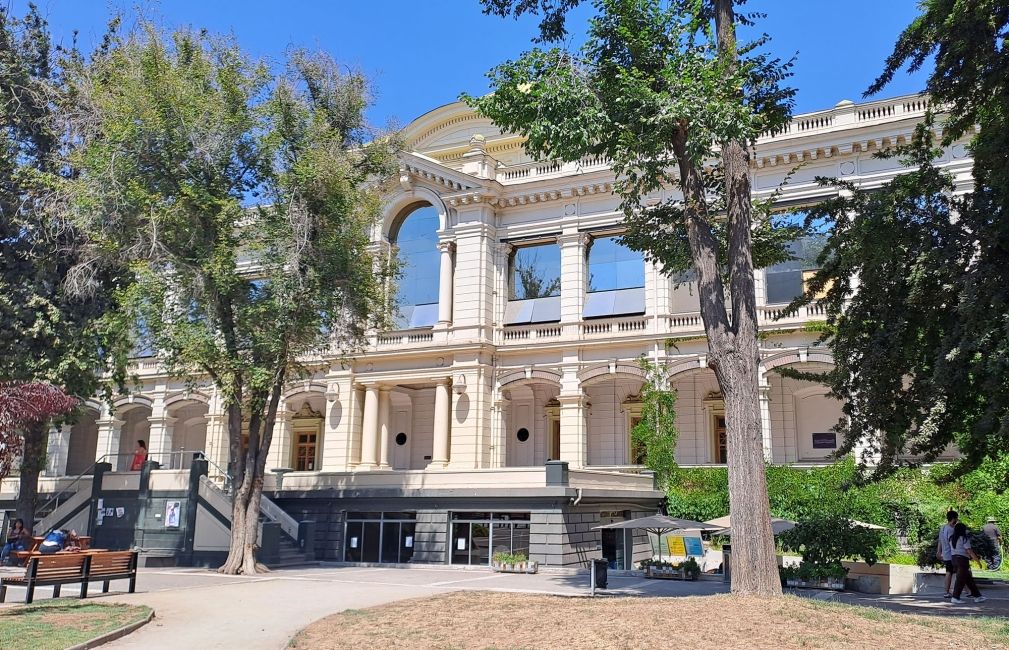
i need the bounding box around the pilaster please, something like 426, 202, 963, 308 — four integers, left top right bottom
558, 231, 590, 336
45, 425, 72, 476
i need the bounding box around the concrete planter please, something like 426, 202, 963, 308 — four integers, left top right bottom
493, 561, 539, 574
644, 565, 697, 580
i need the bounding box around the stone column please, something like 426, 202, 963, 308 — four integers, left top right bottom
490, 393, 510, 468
759, 381, 774, 463
359, 386, 379, 469
436, 240, 455, 327
269, 409, 294, 470
377, 387, 392, 469
95, 409, 125, 471
431, 378, 452, 468
558, 394, 588, 468
147, 396, 176, 468
45, 425, 72, 476
558, 232, 589, 336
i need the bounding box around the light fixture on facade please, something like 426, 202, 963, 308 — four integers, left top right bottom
325, 383, 340, 402
453, 374, 466, 394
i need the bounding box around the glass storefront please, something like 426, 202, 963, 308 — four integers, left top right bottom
344, 512, 416, 564
450, 512, 530, 565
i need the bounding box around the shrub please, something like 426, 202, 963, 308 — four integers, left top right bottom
681, 557, 701, 579
779, 515, 883, 577
492, 552, 527, 565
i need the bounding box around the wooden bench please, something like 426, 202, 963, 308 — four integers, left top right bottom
0, 550, 139, 604
0, 554, 89, 604
85, 550, 138, 595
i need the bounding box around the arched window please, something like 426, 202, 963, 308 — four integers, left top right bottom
584, 236, 645, 318
391, 205, 440, 329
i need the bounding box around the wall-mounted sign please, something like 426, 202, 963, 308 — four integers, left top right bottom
812, 432, 837, 449
164, 501, 181, 528
404, 536, 414, 548
457, 537, 467, 550
349, 537, 358, 549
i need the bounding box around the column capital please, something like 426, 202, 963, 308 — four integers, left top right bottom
495, 241, 514, 256
557, 231, 591, 247
96, 417, 125, 429
147, 415, 178, 426
436, 239, 456, 254
557, 393, 589, 407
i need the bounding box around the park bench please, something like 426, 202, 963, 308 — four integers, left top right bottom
0, 553, 89, 604
0, 550, 138, 604
85, 550, 138, 595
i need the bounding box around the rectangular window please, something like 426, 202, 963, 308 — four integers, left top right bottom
511, 244, 561, 299
584, 236, 646, 318
764, 235, 828, 304
714, 416, 727, 464
293, 431, 317, 471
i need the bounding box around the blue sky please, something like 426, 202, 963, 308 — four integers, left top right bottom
13, 0, 930, 128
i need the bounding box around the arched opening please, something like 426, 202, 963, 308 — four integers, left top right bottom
391, 204, 441, 329
766, 361, 840, 463
667, 368, 721, 465
502, 381, 560, 467
66, 409, 99, 475
167, 400, 210, 469
582, 375, 645, 466
118, 405, 152, 471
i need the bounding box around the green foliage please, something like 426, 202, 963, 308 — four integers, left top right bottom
787, 1, 1009, 478
667, 459, 1009, 560
492, 551, 528, 565
778, 515, 883, 573
639, 556, 701, 578
467, 0, 798, 279
629, 358, 678, 487
61, 23, 396, 435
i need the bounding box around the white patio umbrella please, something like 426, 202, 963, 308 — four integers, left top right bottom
594, 515, 720, 561
705, 514, 797, 537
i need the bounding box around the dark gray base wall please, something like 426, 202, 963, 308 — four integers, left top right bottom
270, 491, 661, 568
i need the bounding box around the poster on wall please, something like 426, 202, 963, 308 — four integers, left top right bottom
164, 501, 181, 528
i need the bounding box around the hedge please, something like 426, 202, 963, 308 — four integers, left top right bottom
665, 456, 1009, 550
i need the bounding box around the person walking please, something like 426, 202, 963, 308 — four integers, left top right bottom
938, 510, 958, 599
950, 522, 986, 604
983, 517, 1002, 570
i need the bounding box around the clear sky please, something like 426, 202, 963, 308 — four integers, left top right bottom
12, 0, 930, 128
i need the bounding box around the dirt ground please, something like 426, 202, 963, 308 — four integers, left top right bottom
290, 591, 1008, 650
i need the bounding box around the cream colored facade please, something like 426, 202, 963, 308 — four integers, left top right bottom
5, 93, 973, 568
27, 92, 975, 486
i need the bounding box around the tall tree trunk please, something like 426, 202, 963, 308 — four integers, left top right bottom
219, 372, 285, 575
16, 420, 47, 528
710, 0, 782, 597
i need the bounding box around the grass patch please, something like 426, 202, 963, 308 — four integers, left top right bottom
291, 592, 1009, 650
0, 600, 150, 650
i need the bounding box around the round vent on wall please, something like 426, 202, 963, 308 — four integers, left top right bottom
516, 427, 530, 442
395, 432, 408, 446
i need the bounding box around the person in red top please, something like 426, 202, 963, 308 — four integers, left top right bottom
130, 439, 148, 471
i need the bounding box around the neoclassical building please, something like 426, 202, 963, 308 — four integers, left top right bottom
2, 93, 971, 569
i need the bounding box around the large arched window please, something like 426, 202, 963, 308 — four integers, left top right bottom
392, 205, 440, 329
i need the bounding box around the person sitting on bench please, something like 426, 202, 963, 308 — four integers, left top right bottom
38, 529, 68, 555
1, 519, 31, 565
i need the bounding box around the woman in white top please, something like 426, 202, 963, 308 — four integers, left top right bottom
950, 522, 986, 604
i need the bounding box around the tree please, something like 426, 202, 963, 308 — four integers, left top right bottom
787, 0, 1009, 478
630, 358, 678, 488
0, 382, 78, 481
469, 0, 797, 595
61, 25, 396, 573
0, 4, 122, 525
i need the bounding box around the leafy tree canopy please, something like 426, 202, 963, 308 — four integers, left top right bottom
786, 0, 1009, 479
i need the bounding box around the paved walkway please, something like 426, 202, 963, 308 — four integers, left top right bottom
0, 564, 1005, 649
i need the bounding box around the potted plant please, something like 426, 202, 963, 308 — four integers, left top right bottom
779, 565, 799, 587
492, 551, 538, 574
825, 563, 847, 590
681, 557, 701, 581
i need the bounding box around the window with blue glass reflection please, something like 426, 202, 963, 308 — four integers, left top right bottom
764, 235, 828, 304
587, 236, 644, 292
511, 244, 561, 299
584, 236, 645, 318
392, 205, 440, 328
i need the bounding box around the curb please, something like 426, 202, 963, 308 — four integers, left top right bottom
66, 608, 155, 650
